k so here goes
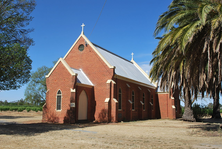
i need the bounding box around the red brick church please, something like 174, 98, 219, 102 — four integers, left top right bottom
42, 24, 181, 123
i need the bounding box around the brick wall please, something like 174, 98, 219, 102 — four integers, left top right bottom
157, 90, 181, 119
114, 78, 157, 121
64, 37, 114, 121
44, 61, 76, 123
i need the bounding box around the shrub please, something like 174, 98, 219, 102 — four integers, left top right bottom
31, 107, 37, 112
0, 106, 10, 111
38, 107, 43, 111
0, 105, 42, 112
9, 107, 18, 111
206, 109, 213, 116
26, 107, 31, 112
18, 107, 26, 112
181, 107, 184, 115
192, 104, 214, 119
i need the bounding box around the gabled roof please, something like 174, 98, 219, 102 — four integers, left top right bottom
63, 32, 114, 69
46, 58, 93, 86
94, 44, 156, 88
71, 68, 93, 86
46, 58, 75, 78
62, 32, 156, 88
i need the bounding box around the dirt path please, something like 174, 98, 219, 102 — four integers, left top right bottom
0, 111, 222, 149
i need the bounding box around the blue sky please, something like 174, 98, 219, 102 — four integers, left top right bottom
1, 0, 219, 106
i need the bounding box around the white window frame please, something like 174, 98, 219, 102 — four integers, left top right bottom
56, 90, 62, 111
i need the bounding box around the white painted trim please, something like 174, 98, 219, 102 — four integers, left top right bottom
106, 79, 116, 84
63, 33, 114, 69
115, 75, 156, 89
171, 97, 175, 99
140, 101, 144, 105
46, 89, 50, 93
126, 83, 130, 88
81, 34, 114, 69
138, 86, 141, 90
149, 102, 153, 106
42, 103, 46, 107
63, 33, 82, 59
128, 100, 132, 104
131, 59, 157, 87
80, 69, 94, 85
71, 88, 76, 93
56, 89, 62, 111
46, 58, 75, 78
148, 89, 151, 92
104, 98, 110, 103
172, 105, 176, 109
113, 98, 118, 103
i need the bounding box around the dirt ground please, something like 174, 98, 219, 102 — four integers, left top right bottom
0, 111, 222, 149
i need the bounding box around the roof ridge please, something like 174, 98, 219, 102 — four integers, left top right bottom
71, 67, 80, 71
92, 43, 132, 63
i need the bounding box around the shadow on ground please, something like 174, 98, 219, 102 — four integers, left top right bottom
189, 118, 222, 135
0, 116, 34, 119
0, 123, 101, 136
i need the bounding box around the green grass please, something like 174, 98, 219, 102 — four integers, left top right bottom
0, 105, 42, 112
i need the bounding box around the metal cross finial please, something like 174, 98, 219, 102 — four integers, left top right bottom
81, 23, 85, 34
131, 52, 134, 61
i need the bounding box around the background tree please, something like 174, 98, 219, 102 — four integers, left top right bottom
24, 66, 51, 106
0, 0, 36, 90
208, 103, 213, 109
3, 100, 8, 105
17, 98, 25, 105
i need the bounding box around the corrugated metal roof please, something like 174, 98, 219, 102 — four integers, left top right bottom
71, 68, 93, 86
93, 44, 155, 87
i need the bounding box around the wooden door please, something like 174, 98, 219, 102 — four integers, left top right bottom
78, 90, 88, 120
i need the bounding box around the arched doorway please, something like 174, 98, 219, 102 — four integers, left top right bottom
78, 90, 88, 120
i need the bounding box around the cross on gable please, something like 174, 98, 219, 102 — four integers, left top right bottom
131, 52, 134, 61
81, 23, 85, 34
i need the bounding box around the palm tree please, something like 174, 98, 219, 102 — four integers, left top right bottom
150, 0, 222, 120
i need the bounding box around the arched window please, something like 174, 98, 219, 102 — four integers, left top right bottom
132, 91, 135, 110
151, 94, 153, 110
56, 90, 62, 110
143, 93, 145, 111
118, 88, 122, 110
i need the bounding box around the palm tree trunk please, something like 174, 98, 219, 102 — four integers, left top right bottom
212, 85, 221, 119
182, 86, 196, 121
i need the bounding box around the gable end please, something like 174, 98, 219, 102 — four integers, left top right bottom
46, 58, 75, 78
63, 32, 115, 69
